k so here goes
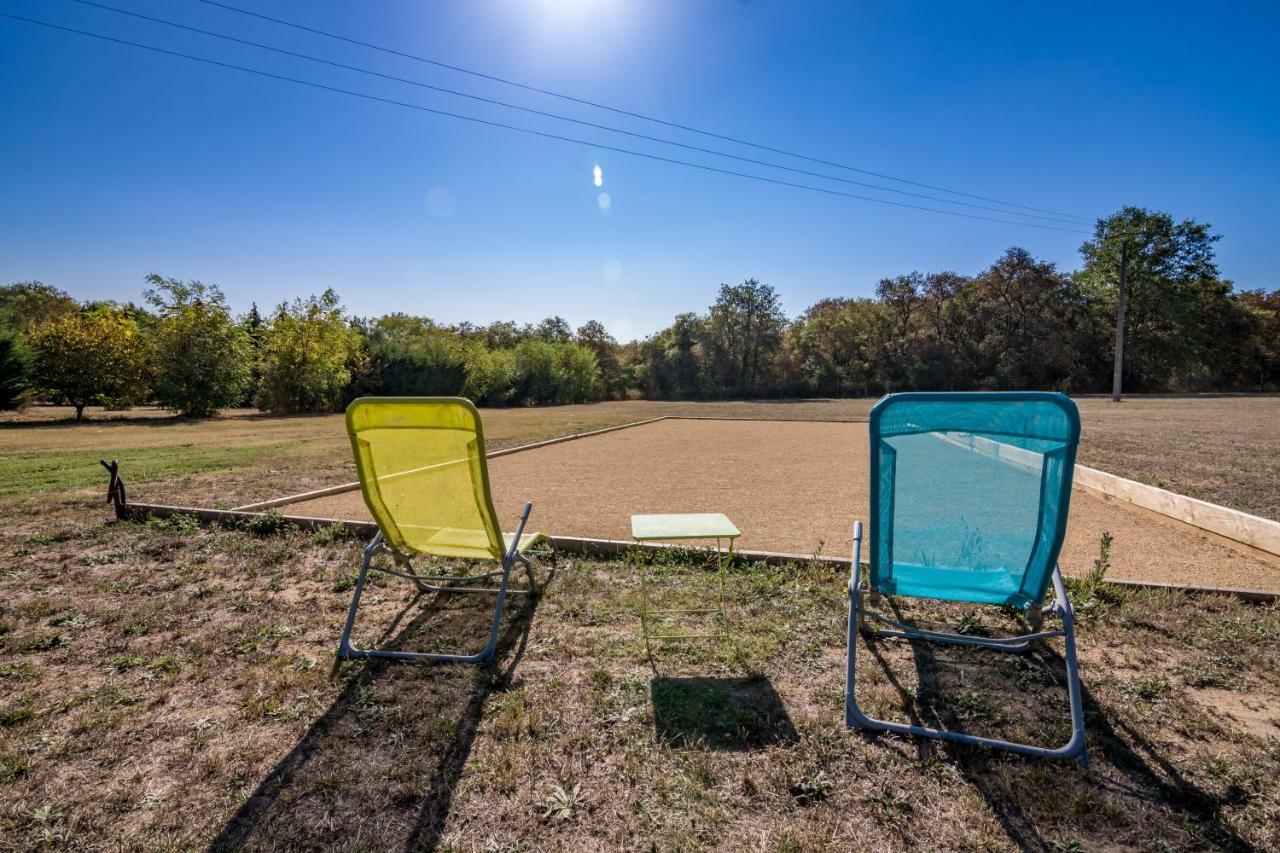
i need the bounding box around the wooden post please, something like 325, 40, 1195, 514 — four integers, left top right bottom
1111, 239, 1129, 403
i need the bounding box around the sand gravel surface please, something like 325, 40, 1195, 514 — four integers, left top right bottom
283, 419, 1280, 592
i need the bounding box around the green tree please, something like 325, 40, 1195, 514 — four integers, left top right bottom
634, 312, 706, 399
240, 302, 266, 405
914, 271, 977, 390
970, 248, 1076, 389
255, 290, 361, 413
790, 298, 879, 396
360, 313, 468, 396
144, 275, 252, 416
575, 320, 625, 398
1077, 208, 1225, 391
479, 320, 527, 350
1211, 288, 1280, 391
28, 310, 149, 419
705, 279, 787, 395
534, 316, 573, 344
0, 325, 32, 409
0, 281, 78, 334
870, 273, 922, 392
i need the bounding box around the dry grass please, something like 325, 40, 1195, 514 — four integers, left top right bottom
1, 498, 1277, 850
1, 395, 1278, 849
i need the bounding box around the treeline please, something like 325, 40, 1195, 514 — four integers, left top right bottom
632, 208, 1279, 397
1, 207, 1277, 418
0, 276, 614, 418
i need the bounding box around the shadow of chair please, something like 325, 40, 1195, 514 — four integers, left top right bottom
650, 676, 798, 751
854, 602, 1257, 851
210, 572, 547, 852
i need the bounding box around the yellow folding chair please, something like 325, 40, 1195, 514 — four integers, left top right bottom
337, 397, 546, 663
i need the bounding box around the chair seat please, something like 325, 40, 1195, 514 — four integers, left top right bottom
396, 524, 547, 560
876, 562, 1031, 607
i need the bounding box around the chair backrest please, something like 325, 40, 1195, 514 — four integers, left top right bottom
868, 392, 1080, 608
346, 397, 505, 559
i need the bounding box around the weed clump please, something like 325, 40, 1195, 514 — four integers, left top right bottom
245, 509, 292, 537
1070, 531, 1125, 614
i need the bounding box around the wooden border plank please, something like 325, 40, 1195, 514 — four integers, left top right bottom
1072, 465, 1280, 558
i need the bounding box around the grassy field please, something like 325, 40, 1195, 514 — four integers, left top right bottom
0, 395, 1278, 849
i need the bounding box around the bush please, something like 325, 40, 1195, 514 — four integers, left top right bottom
556, 343, 604, 403
28, 310, 149, 419
255, 290, 361, 413
371, 334, 468, 396
462, 345, 518, 405
513, 339, 561, 404
145, 276, 253, 417
512, 340, 602, 404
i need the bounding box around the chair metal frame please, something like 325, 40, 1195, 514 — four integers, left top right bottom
845, 519, 1088, 764
337, 501, 538, 664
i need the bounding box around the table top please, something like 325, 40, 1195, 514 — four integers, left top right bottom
630, 512, 741, 541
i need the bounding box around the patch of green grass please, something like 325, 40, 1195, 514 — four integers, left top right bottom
0, 661, 37, 680
107, 655, 147, 674
310, 523, 352, 545
0, 751, 29, 782
789, 766, 835, 805
1122, 675, 1172, 702
144, 514, 200, 535
0, 692, 39, 727
245, 509, 292, 537
0, 443, 293, 497
23, 633, 69, 652
232, 624, 296, 654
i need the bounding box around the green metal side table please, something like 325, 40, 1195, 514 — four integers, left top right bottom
630, 513, 741, 654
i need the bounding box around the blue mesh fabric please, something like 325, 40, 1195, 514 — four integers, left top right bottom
869, 392, 1080, 607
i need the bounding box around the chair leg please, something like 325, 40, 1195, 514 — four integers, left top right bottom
337, 534, 380, 661
475, 552, 517, 663
336, 542, 525, 665
516, 553, 540, 600
845, 565, 1087, 764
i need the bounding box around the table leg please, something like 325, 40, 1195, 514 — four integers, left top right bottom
720, 538, 732, 630
637, 550, 653, 659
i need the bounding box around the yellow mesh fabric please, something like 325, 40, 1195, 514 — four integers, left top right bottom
346, 398, 506, 559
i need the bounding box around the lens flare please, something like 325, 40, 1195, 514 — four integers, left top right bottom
425, 186, 456, 219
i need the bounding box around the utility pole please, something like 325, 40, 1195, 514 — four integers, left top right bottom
1111, 238, 1129, 403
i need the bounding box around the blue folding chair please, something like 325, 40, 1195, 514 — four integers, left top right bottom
845, 392, 1087, 763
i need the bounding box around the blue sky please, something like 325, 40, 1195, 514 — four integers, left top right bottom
2, 0, 1277, 340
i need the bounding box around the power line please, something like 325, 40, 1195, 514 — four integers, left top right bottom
0, 12, 1089, 234
190, 0, 1094, 224
67, 0, 1085, 226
